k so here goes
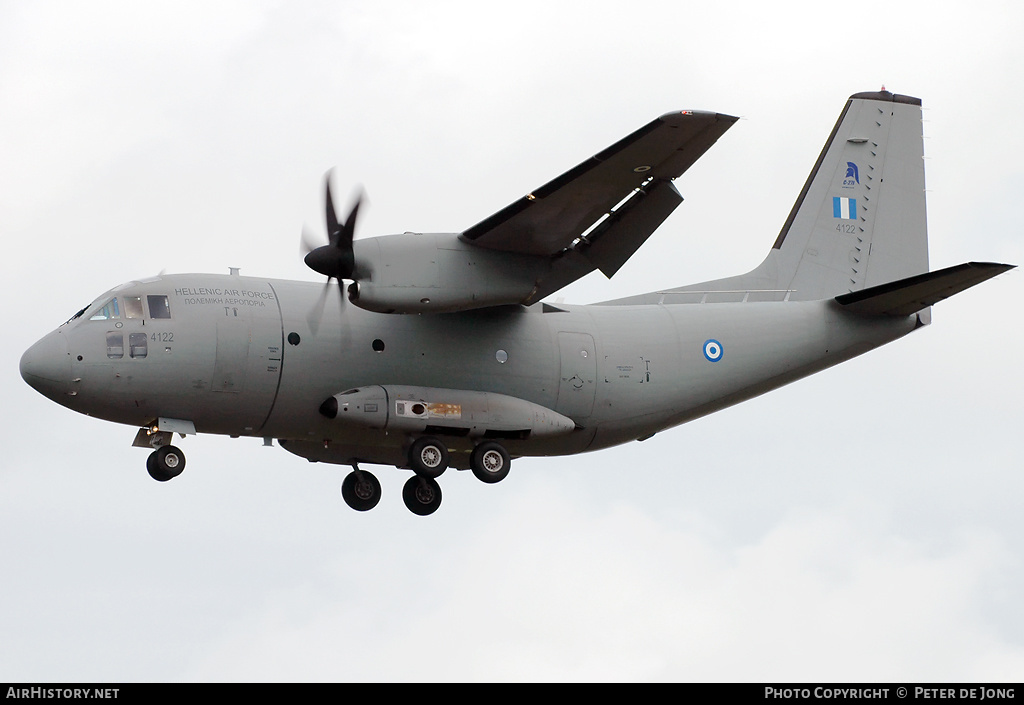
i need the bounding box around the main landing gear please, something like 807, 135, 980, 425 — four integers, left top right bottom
408, 436, 448, 479
470, 441, 511, 484
140, 434, 512, 516
341, 467, 382, 511
146, 445, 185, 482
403, 475, 442, 516
338, 437, 513, 516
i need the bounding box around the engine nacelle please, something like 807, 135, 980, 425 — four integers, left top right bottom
348, 232, 544, 314
348, 280, 533, 314
319, 385, 576, 439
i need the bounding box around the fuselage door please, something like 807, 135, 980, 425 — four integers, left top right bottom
556, 331, 596, 420
213, 318, 251, 393
206, 304, 283, 435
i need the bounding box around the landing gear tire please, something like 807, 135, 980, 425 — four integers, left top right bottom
408, 436, 448, 479
341, 470, 381, 512
403, 475, 442, 516
146, 445, 185, 482
470, 441, 511, 484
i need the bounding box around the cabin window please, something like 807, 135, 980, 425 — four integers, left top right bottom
106, 332, 124, 359
90, 298, 121, 320
129, 333, 148, 359
148, 295, 171, 319
123, 296, 144, 319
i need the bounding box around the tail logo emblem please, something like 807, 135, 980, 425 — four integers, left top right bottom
703, 339, 723, 362
844, 161, 860, 188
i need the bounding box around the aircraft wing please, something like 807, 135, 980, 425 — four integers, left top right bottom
461, 110, 739, 262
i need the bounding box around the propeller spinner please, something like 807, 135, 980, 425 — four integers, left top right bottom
301, 173, 364, 331
303, 174, 362, 280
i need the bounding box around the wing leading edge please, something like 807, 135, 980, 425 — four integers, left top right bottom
461, 110, 739, 269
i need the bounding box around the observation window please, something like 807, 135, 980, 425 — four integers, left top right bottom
129, 333, 148, 359
106, 332, 124, 359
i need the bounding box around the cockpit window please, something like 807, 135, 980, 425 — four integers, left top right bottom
87, 294, 172, 321
123, 296, 144, 319
148, 295, 171, 319
89, 298, 121, 320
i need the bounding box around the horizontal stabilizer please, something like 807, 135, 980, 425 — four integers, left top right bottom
835, 262, 1015, 316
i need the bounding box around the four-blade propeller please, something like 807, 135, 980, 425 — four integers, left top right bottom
300, 172, 363, 332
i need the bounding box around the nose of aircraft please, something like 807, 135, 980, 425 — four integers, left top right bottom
20, 330, 73, 402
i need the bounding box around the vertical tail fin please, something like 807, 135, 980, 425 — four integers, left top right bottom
675, 91, 930, 301
773, 90, 928, 299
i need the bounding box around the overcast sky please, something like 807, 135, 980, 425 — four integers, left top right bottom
3, 0, 1023, 682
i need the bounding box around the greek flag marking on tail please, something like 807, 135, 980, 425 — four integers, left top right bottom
833, 196, 857, 220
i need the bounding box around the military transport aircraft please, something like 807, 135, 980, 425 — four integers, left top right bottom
20, 90, 1013, 516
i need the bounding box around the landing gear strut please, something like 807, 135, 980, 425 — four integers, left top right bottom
146, 445, 185, 482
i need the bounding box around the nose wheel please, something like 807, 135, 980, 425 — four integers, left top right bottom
146, 445, 186, 482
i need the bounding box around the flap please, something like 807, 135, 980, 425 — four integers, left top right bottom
461, 110, 738, 257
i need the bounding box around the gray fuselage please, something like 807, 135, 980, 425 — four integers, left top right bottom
25, 272, 919, 470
